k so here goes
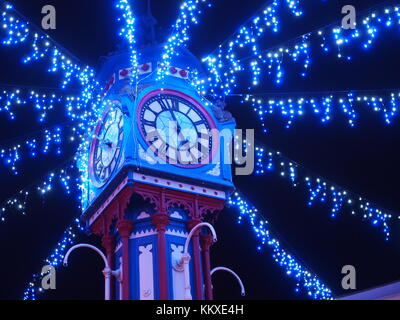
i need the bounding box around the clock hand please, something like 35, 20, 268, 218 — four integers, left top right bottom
178, 139, 190, 149
100, 139, 116, 150
167, 111, 187, 145
175, 126, 190, 148
169, 110, 183, 133
169, 109, 178, 122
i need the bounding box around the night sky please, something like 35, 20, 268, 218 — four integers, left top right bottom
1, 0, 400, 300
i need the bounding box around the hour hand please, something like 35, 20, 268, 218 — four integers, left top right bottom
100, 139, 116, 149
178, 139, 189, 149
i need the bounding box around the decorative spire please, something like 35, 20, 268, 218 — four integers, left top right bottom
141, 0, 157, 46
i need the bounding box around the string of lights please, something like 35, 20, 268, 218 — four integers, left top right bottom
229, 191, 333, 300
0, 2, 105, 300
0, 158, 78, 222
208, 0, 303, 56
75, 138, 91, 210
115, 0, 138, 86
232, 89, 400, 130
0, 87, 80, 122
0, 85, 105, 178
159, 0, 211, 79
20, 152, 87, 301
1, 2, 97, 93
0, 84, 97, 128
0, 123, 79, 174
196, 0, 305, 97
198, 2, 400, 97
254, 145, 396, 240
22, 217, 84, 300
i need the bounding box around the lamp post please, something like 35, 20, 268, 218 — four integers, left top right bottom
176, 222, 217, 300
211, 267, 245, 297
63, 243, 120, 300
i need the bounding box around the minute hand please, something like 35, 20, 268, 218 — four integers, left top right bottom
169, 110, 178, 125
170, 111, 189, 147
170, 110, 183, 132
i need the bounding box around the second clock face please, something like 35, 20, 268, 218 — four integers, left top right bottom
138, 90, 217, 167
90, 102, 124, 187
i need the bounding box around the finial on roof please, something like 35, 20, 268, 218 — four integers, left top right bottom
141, 0, 157, 46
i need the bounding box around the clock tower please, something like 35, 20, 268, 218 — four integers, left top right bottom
81, 45, 235, 300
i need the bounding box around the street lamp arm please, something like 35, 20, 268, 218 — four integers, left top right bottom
184, 222, 217, 255
63, 243, 109, 269
211, 267, 245, 296
179, 222, 218, 300
63, 243, 114, 300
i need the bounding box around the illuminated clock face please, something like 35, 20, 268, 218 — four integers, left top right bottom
90, 102, 124, 187
137, 90, 218, 167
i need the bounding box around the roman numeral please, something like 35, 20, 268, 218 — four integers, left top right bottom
171, 98, 179, 111
143, 120, 156, 127
157, 96, 180, 111
157, 97, 170, 110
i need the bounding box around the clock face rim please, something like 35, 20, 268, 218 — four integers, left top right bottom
137, 89, 219, 168
89, 100, 124, 188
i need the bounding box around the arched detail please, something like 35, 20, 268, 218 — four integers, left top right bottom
165, 197, 194, 218
133, 183, 161, 211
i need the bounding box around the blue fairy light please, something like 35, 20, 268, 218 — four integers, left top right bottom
0, 160, 79, 223
198, 3, 400, 97
198, 0, 305, 97
115, 0, 138, 86
22, 218, 85, 300
159, 0, 210, 80
0, 125, 75, 174
255, 146, 394, 240
229, 192, 333, 300
240, 91, 400, 129
1, 3, 98, 92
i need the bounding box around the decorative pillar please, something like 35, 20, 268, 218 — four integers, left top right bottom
200, 233, 214, 300
188, 219, 203, 300
117, 219, 133, 300
152, 212, 170, 299
102, 235, 116, 300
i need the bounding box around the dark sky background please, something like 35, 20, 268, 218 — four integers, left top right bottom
1, 0, 400, 300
